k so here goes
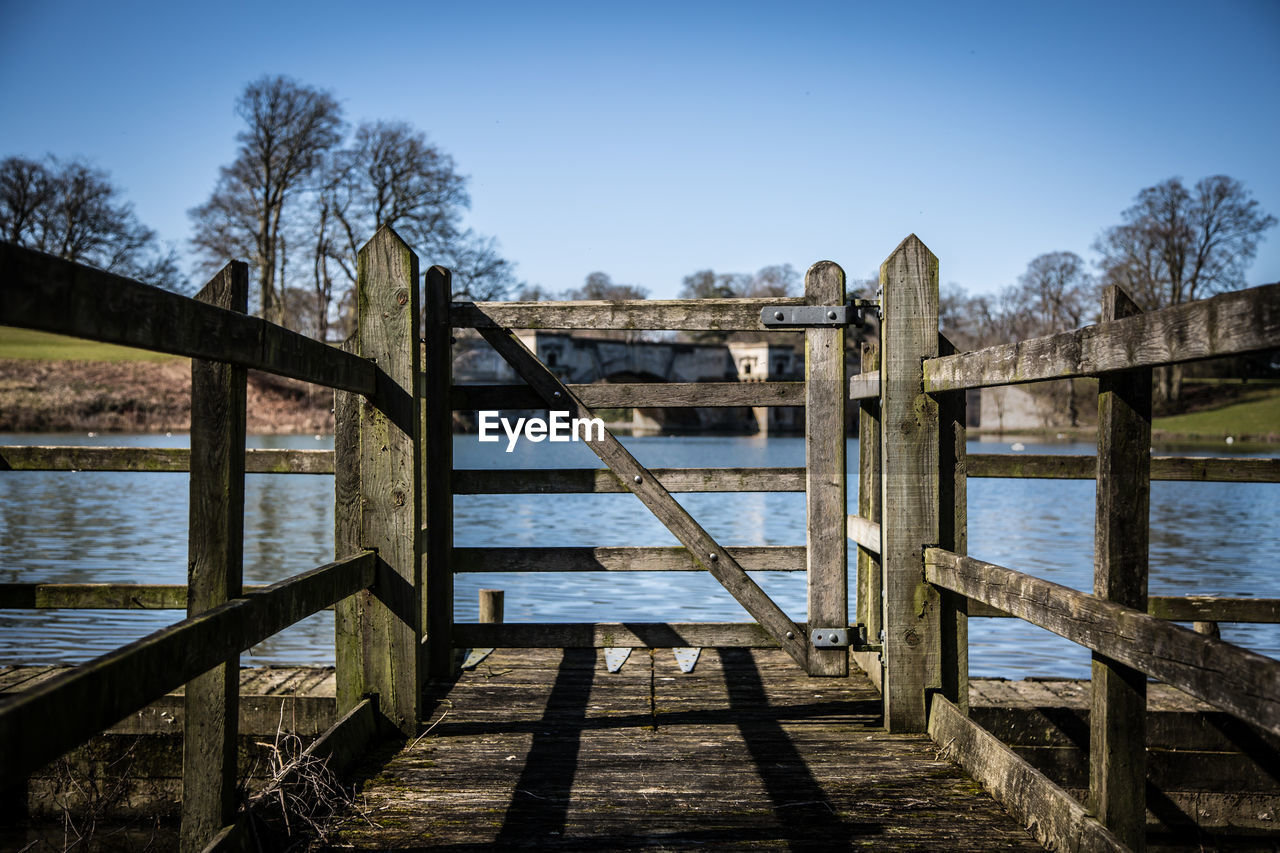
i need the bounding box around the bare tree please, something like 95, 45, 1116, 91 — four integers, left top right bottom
1016, 252, 1093, 424
1095, 175, 1276, 401
0, 155, 182, 289
567, 271, 649, 301
190, 75, 344, 324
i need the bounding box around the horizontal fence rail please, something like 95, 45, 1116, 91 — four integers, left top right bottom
452, 545, 806, 573
923, 547, 1280, 736
0, 446, 334, 474
0, 243, 375, 394
453, 381, 806, 409
924, 282, 1280, 392
0, 551, 375, 784
967, 454, 1280, 483
451, 296, 808, 331
455, 621, 833, 649
454, 467, 806, 494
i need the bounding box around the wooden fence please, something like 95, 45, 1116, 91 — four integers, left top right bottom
1, 229, 1278, 852
847, 235, 1280, 852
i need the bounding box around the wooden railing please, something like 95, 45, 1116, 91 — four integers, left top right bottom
850, 235, 1280, 852
0, 228, 422, 851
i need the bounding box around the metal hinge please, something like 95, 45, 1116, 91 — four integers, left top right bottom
811, 625, 882, 652
762, 299, 879, 329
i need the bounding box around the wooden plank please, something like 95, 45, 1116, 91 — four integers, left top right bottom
1090, 285, 1151, 850
968, 454, 1280, 483
928, 694, 1128, 853
880, 235, 941, 732
846, 516, 881, 555
0, 583, 348, 610
333, 338, 363, 715
424, 266, 454, 680
805, 261, 848, 677
353, 226, 423, 734
475, 324, 811, 669
925, 548, 1280, 736
0, 446, 335, 473
937, 333, 968, 712
452, 546, 806, 573
451, 295, 807, 331
453, 466, 805, 494
453, 622, 790, 648
924, 281, 1280, 391
848, 369, 879, 401
0, 242, 375, 394
452, 381, 805, 410
853, 342, 883, 691
969, 595, 1280, 623
0, 552, 374, 785
182, 263, 249, 853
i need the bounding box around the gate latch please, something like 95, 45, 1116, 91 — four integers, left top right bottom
762, 299, 878, 329
810, 627, 849, 648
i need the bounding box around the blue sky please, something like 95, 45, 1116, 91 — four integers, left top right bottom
2, 0, 1277, 299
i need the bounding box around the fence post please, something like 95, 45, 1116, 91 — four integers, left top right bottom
879, 235, 941, 732
350, 225, 424, 734
180, 261, 249, 852
805, 261, 848, 677
1090, 285, 1151, 850
334, 338, 363, 715
853, 342, 883, 691
937, 334, 968, 712
423, 265, 455, 679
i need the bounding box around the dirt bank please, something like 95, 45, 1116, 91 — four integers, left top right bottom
0, 359, 335, 433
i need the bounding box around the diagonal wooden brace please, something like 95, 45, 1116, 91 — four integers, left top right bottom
477, 326, 810, 669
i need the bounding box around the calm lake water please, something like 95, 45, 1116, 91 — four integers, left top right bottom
0, 432, 1276, 679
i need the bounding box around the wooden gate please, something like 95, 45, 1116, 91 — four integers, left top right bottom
432, 261, 865, 677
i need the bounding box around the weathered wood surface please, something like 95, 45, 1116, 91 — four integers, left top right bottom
805, 261, 848, 677
924, 281, 1280, 391
424, 265, 454, 680
333, 339, 363, 715
879, 235, 941, 732
968, 595, 1280, 623
454, 622, 806, 649
0, 552, 374, 784
454, 466, 806, 494
848, 369, 880, 401
332, 648, 1041, 850
925, 548, 1280, 736
453, 546, 806, 573
183, 263, 249, 852
477, 324, 811, 669
453, 381, 805, 410
1090, 285, 1151, 850
352, 227, 423, 733
853, 343, 884, 692
967, 453, 1280, 483
0, 242, 375, 393
452, 296, 807, 331
929, 694, 1126, 853
0, 446, 335, 473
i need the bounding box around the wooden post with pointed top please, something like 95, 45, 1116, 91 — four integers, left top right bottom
880, 235, 941, 732
805, 261, 848, 677
424, 265, 455, 679
349, 226, 424, 734
1090, 284, 1150, 851
180, 261, 248, 852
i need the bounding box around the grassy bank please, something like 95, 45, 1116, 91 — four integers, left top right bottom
0, 327, 183, 363
1153, 385, 1280, 442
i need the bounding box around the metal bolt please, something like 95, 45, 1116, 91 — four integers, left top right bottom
633, 475, 642, 484
553, 391, 562, 398
829, 634, 839, 643
708, 553, 718, 562
785, 631, 794, 640
827, 310, 838, 320
774, 311, 785, 321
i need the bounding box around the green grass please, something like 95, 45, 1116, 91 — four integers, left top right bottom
0, 327, 182, 362
1154, 386, 1280, 438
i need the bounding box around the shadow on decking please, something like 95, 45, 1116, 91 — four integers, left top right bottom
391, 648, 885, 852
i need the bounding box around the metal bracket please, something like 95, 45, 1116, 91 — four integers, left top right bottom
762, 299, 879, 329
673, 647, 701, 673
811, 627, 849, 648
604, 647, 632, 673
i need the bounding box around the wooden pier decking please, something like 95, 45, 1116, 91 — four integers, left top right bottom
331, 649, 1040, 850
